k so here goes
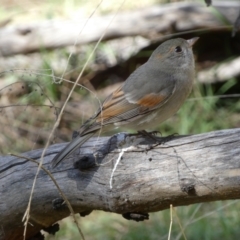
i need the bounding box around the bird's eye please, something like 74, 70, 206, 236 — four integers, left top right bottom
175, 46, 182, 53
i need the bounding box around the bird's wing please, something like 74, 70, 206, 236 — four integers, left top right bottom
91, 80, 176, 128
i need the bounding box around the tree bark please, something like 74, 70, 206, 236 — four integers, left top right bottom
0, 1, 239, 56
0, 128, 240, 239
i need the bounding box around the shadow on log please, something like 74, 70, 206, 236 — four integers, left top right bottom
0, 128, 240, 239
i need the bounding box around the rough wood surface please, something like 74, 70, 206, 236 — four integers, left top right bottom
0, 128, 240, 239
0, 1, 239, 56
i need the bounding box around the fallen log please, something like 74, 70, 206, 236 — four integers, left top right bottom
0, 128, 240, 239
0, 1, 239, 56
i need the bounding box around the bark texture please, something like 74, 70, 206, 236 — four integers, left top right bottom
0, 128, 240, 239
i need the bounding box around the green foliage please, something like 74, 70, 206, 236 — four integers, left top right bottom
45, 201, 240, 239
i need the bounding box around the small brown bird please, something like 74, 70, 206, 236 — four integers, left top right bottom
52, 37, 199, 168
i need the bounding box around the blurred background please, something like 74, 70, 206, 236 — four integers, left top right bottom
0, 0, 240, 239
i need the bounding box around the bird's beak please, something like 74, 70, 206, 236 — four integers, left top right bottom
187, 37, 199, 47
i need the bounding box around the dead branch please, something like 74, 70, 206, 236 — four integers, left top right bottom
197, 56, 240, 83
0, 1, 239, 56
0, 128, 240, 239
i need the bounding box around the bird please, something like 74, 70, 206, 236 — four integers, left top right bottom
51, 37, 199, 168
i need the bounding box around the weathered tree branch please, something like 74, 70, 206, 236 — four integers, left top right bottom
0, 128, 240, 239
197, 56, 240, 83
0, 1, 239, 56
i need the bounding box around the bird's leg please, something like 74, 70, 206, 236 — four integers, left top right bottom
128, 130, 160, 141
159, 133, 179, 143
135, 131, 179, 151
145, 133, 181, 151
137, 130, 161, 141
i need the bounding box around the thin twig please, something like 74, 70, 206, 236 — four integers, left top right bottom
168, 204, 173, 240
173, 207, 187, 240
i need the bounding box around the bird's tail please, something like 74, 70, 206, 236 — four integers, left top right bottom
51, 132, 95, 168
